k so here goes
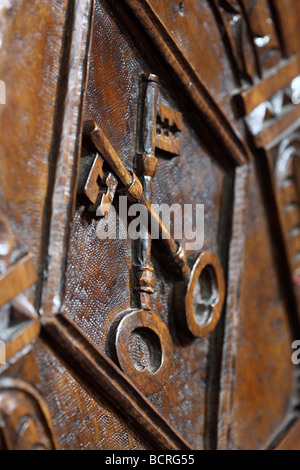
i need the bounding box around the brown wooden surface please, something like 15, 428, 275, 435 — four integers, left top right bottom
1, 0, 300, 451
275, 420, 300, 450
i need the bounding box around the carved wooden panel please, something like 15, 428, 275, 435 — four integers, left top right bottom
1, 0, 300, 452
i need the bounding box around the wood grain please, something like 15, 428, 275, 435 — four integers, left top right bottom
117, 0, 251, 166
219, 162, 296, 449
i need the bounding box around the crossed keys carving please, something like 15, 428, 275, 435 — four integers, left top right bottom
79, 75, 225, 395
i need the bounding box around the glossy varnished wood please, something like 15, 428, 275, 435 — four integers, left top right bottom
1, 0, 300, 451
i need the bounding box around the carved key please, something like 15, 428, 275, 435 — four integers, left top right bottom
77, 153, 118, 218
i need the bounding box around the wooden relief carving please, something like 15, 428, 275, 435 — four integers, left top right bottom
122, 0, 250, 166
213, 0, 299, 155
0, 216, 37, 313
0, 216, 13, 330
239, 57, 300, 116
82, 120, 189, 278
109, 309, 174, 396
274, 134, 300, 285
214, 1, 300, 155
213, 0, 282, 84
0, 215, 39, 363
134, 73, 159, 311
212, 0, 257, 84
173, 251, 225, 339
242, 0, 281, 73
0, 378, 58, 450
80, 75, 226, 394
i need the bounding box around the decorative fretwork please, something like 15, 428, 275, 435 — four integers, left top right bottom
274, 133, 300, 285
81, 74, 225, 395
156, 103, 182, 156
212, 0, 282, 85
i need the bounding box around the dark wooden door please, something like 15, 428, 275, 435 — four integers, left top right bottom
1, 0, 300, 450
